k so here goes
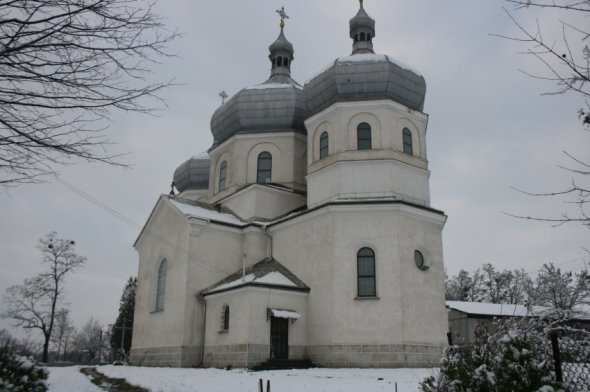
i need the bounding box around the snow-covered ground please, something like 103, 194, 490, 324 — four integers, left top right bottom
47, 366, 103, 392
47, 365, 437, 392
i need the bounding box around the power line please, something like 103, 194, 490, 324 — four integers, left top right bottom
54, 175, 235, 276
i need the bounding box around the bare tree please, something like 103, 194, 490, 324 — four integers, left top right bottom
533, 262, 589, 309
0, 0, 177, 185
73, 317, 104, 363
446, 264, 534, 304
498, 1, 590, 229
501, 1, 589, 121
50, 308, 75, 361
1, 232, 86, 362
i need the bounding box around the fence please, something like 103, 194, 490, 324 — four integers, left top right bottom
448, 324, 590, 392
549, 329, 590, 392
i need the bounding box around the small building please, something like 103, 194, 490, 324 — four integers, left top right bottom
447, 301, 590, 344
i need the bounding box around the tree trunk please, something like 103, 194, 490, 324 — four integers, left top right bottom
43, 334, 50, 363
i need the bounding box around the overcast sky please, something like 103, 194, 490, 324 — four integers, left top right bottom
1, 0, 588, 337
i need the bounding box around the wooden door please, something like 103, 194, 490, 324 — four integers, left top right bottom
270, 316, 289, 359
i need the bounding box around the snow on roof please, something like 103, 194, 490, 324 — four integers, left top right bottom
446, 301, 535, 317
169, 198, 247, 227
248, 82, 302, 90
338, 54, 423, 76
211, 271, 298, 292
269, 309, 301, 319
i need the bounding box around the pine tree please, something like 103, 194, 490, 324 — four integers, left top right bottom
110, 277, 137, 361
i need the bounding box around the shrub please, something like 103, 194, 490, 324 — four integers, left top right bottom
421, 318, 565, 392
0, 343, 48, 392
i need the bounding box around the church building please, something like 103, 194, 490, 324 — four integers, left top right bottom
130, 2, 448, 369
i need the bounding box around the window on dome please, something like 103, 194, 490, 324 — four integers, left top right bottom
357, 247, 376, 297
155, 259, 167, 312
403, 128, 413, 155
357, 123, 372, 150
219, 161, 227, 191
354, 34, 359, 42
257, 152, 272, 183
367, 33, 372, 42
319, 132, 329, 159
360, 32, 366, 41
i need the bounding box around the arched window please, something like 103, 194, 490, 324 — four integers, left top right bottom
360, 32, 366, 41
257, 152, 272, 183
155, 259, 167, 311
219, 161, 227, 191
357, 122, 372, 150
319, 132, 329, 159
221, 304, 230, 331
357, 247, 376, 297
403, 128, 413, 155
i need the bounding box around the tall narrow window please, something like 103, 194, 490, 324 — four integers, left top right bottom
219, 161, 227, 191
357, 247, 376, 297
319, 132, 329, 159
155, 259, 167, 311
221, 304, 230, 331
257, 152, 272, 183
357, 123, 372, 150
403, 128, 413, 155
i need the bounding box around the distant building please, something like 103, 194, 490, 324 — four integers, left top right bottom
130, 2, 448, 369
446, 301, 590, 344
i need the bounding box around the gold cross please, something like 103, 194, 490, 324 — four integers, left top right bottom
276, 6, 289, 29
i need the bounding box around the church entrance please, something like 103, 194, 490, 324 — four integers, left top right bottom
270, 316, 289, 359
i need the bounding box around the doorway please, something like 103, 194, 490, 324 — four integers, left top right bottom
270, 316, 289, 359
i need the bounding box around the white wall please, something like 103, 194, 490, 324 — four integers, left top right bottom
271, 203, 448, 347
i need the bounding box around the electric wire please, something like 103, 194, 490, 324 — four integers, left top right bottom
54, 175, 236, 276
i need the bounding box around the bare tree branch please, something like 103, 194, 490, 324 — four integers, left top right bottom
0, 0, 178, 186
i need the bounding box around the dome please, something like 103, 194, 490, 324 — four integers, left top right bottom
173, 155, 210, 192
304, 53, 426, 116
303, 1, 426, 116
210, 83, 308, 147
210, 18, 309, 147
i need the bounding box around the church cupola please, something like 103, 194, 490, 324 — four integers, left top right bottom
349, 0, 375, 54
268, 7, 294, 83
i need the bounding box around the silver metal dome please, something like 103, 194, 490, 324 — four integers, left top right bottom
304, 2, 426, 116
210, 23, 309, 147
304, 54, 426, 116
173, 155, 210, 192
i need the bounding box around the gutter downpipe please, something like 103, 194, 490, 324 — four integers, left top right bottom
197, 294, 207, 366
261, 225, 272, 260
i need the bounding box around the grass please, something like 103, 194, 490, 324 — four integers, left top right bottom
79, 367, 150, 392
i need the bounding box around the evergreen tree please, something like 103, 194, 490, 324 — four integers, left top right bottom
110, 277, 137, 361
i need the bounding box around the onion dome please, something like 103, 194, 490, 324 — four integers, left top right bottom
349, 0, 375, 55
304, 1, 426, 116
210, 11, 309, 147
173, 154, 210, 193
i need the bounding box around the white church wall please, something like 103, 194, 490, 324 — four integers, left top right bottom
306, 158, 431, 208
202, 287, 308, 368
222, 185, 306, 221
131, 198, 194, 366
304, 100, 431, 208
208, 132, 307, 204
270, 202, 447, 367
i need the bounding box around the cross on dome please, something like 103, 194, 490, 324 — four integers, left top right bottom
276, 6, 289, 29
